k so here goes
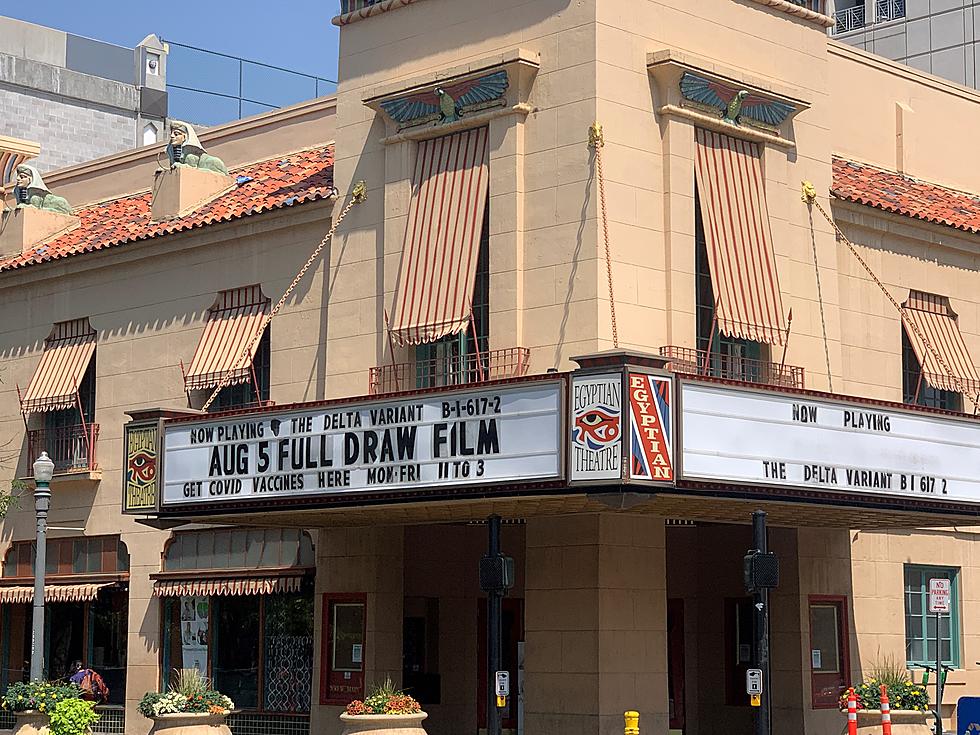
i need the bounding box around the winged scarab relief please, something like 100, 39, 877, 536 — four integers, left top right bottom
380, 70, 509, 128
680, 71, 794, 129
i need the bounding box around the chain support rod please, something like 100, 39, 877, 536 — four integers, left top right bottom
801, 181, 980, 414
590, 122, 620, 350
201, 182, 368, 412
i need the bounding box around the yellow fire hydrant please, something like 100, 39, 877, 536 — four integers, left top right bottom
624, 710, 639, 735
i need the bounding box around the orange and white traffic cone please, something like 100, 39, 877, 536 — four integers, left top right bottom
880, 684, 892, 735
847, 687, 858, 735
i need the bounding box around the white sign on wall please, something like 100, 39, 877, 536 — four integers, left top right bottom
680, 382, 980, 506
162, 382, 562, 507
928, 578, 951, 613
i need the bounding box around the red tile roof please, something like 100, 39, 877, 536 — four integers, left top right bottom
832, 157, 980, 235
0, 145, 334, 272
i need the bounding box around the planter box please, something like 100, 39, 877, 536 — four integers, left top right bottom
851, 709, 933, 734
13, 711, 50, 735
339, 712, 428, 735
148, 712, 232, 735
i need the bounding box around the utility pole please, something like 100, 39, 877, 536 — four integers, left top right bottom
747, 510, 775, 735
486, 516, 503, 735
31, 452, 54, 682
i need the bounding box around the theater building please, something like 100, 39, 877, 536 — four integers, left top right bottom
1, 1, 980, 735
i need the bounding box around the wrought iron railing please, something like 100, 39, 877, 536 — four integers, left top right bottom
27, 423, 99, 473
875, 0, 905, 22
788, 0, 828, 12
340, 0, 385, 13
369, 347, 531, 395
833, 4, 866, 32
659, 345, 805, 389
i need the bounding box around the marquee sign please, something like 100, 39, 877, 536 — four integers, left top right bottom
680, 381, 980, 505
123, 421, 159, 512
160, 381, 563, 509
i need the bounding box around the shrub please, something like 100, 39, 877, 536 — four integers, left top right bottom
49, 699, 100, 735
1, 682, 82, 713
840, 657, 930, 712
345, 679, 421, 716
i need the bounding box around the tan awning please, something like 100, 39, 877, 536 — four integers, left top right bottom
389, 127, 490, 345
20, 319, 97, 414
694, 128, 786, 345
184, 285, 270, 391
153, 575, 303, 598
903, 291, 980, 394
0, 583, 113, 604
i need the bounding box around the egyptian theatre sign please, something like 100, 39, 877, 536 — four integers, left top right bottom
124, 379, 564, 512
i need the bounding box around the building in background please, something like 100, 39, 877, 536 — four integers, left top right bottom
831, 1, 980, 90
0, 15, 168, 172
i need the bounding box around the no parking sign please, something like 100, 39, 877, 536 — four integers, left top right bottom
959, 697, 980, 734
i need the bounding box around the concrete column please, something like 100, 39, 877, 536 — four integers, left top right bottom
311, 526, 404, 735
122, 528, 166, 735
524, 513, 668, 735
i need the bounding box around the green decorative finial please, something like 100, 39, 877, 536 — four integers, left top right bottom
12, 165, 72, 215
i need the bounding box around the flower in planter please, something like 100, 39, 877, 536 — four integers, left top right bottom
345, 679, 422, 716
138, 669, 234, 719
839, 658, 930, 712
2, 682, 83, 713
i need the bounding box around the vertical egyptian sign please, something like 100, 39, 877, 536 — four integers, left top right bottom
123, 423, 159, 512
628, 373, 674, 482
570, 374, 623, 481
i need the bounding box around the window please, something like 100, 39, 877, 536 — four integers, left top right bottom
695, 189, 768, 380
162, 591, 314, 712
320, 594, 366, 704
163, 528, 313, 571
902, 329, 961, 411
2, 536, 129, 577
904, 565, 960, 668
211, 328, 271, 412
41, 356, 96, 471
809, 596, 850, 708
0, 538, 128, 700
414, 196, 490, 388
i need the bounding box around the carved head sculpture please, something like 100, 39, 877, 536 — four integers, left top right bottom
13, 165, 49, 201
166, 121, 204, 165
11, 164, 72, 214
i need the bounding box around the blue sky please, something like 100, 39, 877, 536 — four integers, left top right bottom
5, 2, 341, 125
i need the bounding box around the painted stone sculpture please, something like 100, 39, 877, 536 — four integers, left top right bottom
380, 70, 509, 127
12, 165, 72, 215
166, 121, 228, 175
679, 72, 794, 128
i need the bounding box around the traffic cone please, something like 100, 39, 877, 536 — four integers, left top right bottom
846, 687, 858, 735
880, 684, 892, 735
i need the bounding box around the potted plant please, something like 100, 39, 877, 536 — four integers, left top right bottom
48, 699, 99, 735
1, 681, 84, 735
138, 669, 234, 735
840, 659, 933, 734
340, 679, 427, 735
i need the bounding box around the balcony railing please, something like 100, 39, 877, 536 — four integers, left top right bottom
27, 424, 99, 473
659, 346, 805, 389
369, 347, 531, 395
833, 4, 866, 32
340, 0, 383, 13
787, 0, 827, 12
875, 0, 905, 22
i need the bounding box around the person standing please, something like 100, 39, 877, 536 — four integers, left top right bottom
68, 661, 110, 704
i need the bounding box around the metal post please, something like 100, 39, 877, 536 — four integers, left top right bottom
752, 511, 771, 735
935, 621, 941, 733
487, 515, 503, 735
30, 468, 51, 681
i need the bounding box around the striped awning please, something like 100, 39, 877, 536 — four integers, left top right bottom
694, 128, 786, 345
0, 583, 113, 604
902, 291, 980, 394
20, 319, 97, 414
0, 135, 41, 186
388, 127, 490, 345
184, 285, 270, 391
153, 575, 303, 598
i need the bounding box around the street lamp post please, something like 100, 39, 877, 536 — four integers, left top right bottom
30, 451, 54, 682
